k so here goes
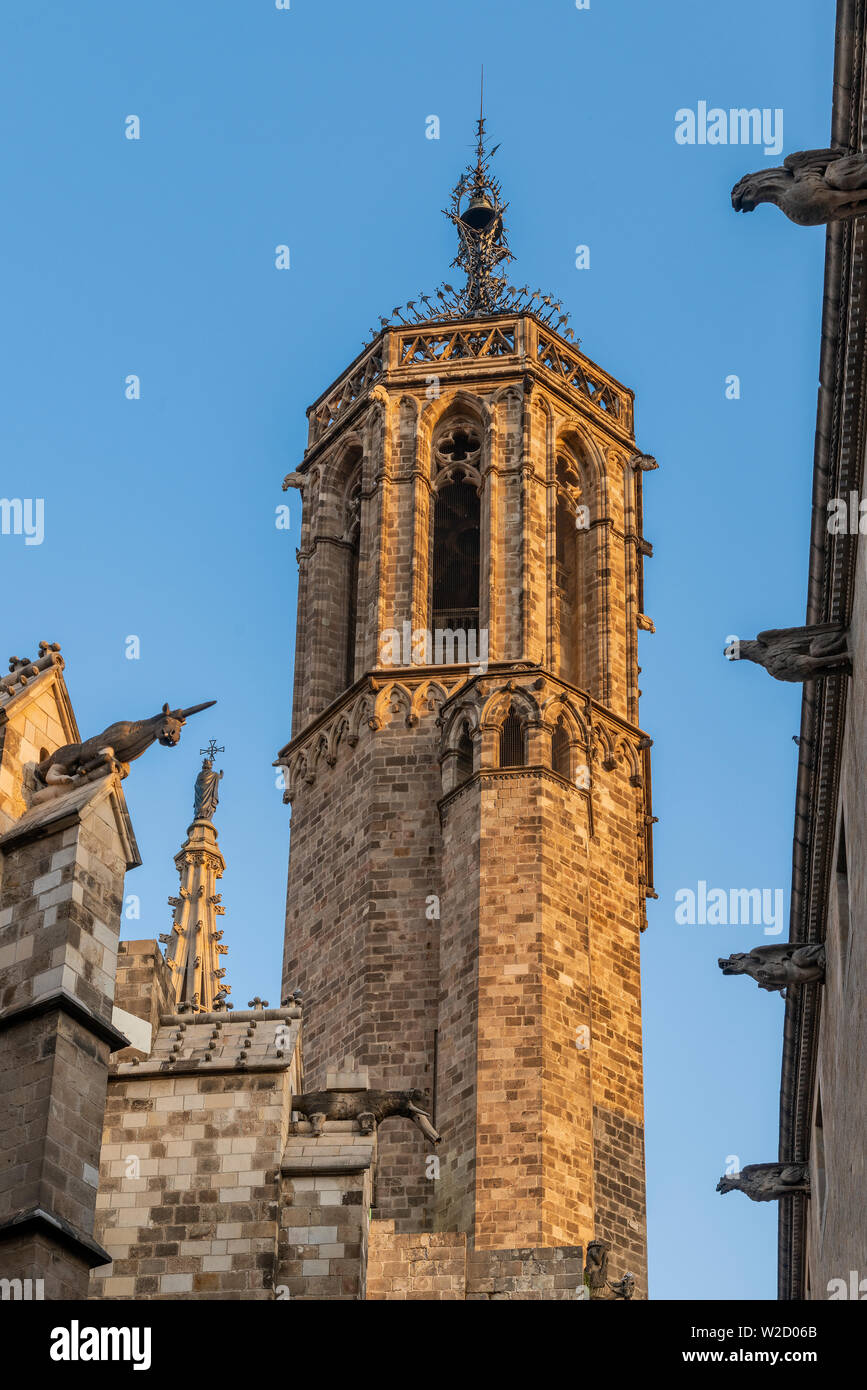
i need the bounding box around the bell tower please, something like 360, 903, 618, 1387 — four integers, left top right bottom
277, 111, 655, 1296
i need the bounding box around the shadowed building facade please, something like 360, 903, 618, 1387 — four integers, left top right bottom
714, 0, 867, 1301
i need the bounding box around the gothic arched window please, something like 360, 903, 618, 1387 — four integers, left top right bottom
456, 722, 474, 784
343, 459, 363, 688
551, 716, 570, 778
500, 706, 526, 768
555, 454, 582, 687
431, 419, 482, 639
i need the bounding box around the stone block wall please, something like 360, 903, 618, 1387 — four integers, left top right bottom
112, 940, 174, 1061
366, 1222, 467, 1300
282, 695, 451, 1232
0, 776, 136, 1297
366, 1222, 584, 1300
276, 1124, 375, 1299
91, 1007, 300, 1300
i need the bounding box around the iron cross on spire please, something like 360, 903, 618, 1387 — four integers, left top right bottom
199, 739, 225, 760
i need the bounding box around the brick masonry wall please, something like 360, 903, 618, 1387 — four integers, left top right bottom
113, 941, 173, 1055
0, 677, 71, 827
587, 766, 648, 1293
433, 772, 481, 1239
92, 1069, 293, 1299
366, 1220, 584, 1300
276, 1125, 374, 1300
283, 710, 444, 1231
0, 778, 133, 1296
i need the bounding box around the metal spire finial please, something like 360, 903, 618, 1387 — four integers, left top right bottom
442, 94, 513, 316
368, 83, 576, 343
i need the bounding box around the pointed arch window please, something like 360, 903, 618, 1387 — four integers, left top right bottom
555, 453, 582, 687
431, 418, 482, 640
343, 460, 363, 688
500, 705, 526, 768
456, 721, 474, 784
551, 716, 571, 778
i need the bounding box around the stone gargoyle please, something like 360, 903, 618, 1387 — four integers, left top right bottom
726, 624, 851, 682
609, 1272, 636, 1301
717, 1163, 810, 1203
291, 1088, 441, 1145
583, 1239, 610, 1297
718, 943, 826, 996
35, 701, 216, 788
732, 148, 867, 225
583, 1240, 634, 1300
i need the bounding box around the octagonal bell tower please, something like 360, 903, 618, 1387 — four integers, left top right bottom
277, 112, 655, 1297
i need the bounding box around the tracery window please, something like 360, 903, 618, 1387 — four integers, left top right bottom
432, 419, 482, 637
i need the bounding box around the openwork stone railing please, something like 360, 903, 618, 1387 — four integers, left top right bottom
536, 331, 622, 420
309, 346, 384, 444
399, 323, 516, 366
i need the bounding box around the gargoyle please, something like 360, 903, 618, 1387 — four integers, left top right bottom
609, 1272, 635, 1301
35, 700, 216, 786
717, 1163, 810, 1202
718, 943, 825, 995
291, 1087, 441, 1145
732, 148, 867, 225
726, 624, 850, 682
583, 1239, 610, 1297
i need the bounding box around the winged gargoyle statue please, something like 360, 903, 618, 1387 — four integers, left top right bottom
35, 701, 216, 787
717, 1163, 810, 1203
718, 943, 826, 995
726, 624, 850, 682
732, 148, 867, 225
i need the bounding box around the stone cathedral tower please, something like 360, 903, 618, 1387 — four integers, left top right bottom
277, 118, 655, 1297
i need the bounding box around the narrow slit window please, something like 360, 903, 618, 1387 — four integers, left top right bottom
551, 717, 570, 778
456, 723, 474, 783
836, 816, 850, 970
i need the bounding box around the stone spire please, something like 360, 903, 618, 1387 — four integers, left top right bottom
161, 744, 231, 1013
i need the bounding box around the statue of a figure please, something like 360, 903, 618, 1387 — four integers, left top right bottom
193, 757, 223, 821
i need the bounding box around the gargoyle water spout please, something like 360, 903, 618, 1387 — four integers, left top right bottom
36, 701, 216, 786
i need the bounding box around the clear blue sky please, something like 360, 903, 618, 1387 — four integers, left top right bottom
1, 1, 834, 1299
